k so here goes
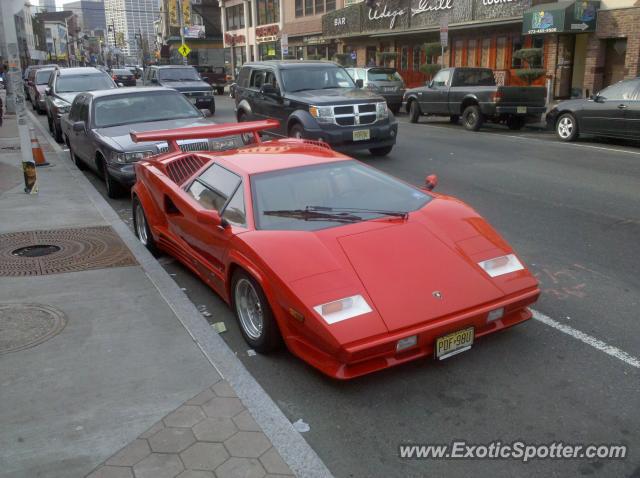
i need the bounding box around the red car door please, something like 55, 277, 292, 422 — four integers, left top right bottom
167, 162, 247, 290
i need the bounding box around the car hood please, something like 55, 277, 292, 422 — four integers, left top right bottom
54, 92, 79, 104
159, 80, 211, 92
286, 88, 384, 105
94, 117, 211, 150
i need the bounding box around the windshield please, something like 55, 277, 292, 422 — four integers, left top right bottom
367, 69, 402, 82
94, 91, 201, 127
36, 69, 54, 85
281, 66, 355, 92
252, 161, 431, 231
158, 68, 200, 81
112, 69, 133, 76
57, 74, 115, 93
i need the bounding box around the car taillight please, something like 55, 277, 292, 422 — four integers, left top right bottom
492, 91, 503, 102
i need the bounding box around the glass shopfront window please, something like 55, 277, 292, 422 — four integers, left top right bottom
481, 38, 491, 68
412, 47, 421, 71
400, 46, 408, 71
454, 40, 463, 67
257, 0, 279, 26
226, 4, 245, 30
258, 41, 280, 60
496, 37, 506, 69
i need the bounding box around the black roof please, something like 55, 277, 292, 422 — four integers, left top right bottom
242, 60, 340, 70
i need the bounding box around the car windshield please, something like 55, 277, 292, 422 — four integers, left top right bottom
252, 161, 431, 231
158, 68, 200, 81
57, 74, 115, 93
281, 66, 355, 92
35, 69, 53, 85
93, 91, 201, 127
367, 69, 402, 82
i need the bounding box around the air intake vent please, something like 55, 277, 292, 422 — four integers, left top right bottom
165, 154, 207, 185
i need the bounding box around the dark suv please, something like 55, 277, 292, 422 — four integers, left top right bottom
143, 65, 215, 114
234, 61, 398, 156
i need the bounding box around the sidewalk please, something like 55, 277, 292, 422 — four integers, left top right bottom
0, 97, 331, 478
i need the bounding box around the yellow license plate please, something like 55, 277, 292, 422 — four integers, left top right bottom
516, 106, 527, 114
353, 129, 370, 141
435, 327, 474, 360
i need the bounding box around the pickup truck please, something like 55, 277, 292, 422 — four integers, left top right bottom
195, 66, 229, 95
403, 67, 546, 131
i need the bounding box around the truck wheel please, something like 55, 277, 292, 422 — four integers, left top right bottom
217, 87, 224, 95
209, 99, 216, 115
556, 113, 579, 141
507, 116, 526, 130
290, 124, 306, 139
369, 146, 393, 156
462, 105, 483, 131
409, 100, 421, 123
449, 115, 459, 124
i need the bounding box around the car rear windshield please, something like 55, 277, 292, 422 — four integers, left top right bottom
93, 91, 201, 127
367, 69, 402, 82
158, 67, 200, 81
57, 74, 115, 93
112, 69, 133, 76
35, 69, 53, 85
252, 161, 431, 231
280, 66, 355, 92
452, 69, 496, 87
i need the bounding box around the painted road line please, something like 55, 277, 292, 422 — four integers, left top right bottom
532, 309, 640, 369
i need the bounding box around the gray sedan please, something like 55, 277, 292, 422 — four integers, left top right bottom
61, 87, 240, 198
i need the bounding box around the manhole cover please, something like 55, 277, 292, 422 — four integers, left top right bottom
12, 245, 61, 257
0, 226, 137, 276
0, 304, 67, 355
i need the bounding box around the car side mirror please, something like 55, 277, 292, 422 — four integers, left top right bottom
201, 108, 212, 118
196, 209, 225, 228
45, 87, 52, 96
428, 80, 434, 88
355, 79, 364, 88
424, 174, 438, 191
260, 84, 280, 97
72, 121, 85, 132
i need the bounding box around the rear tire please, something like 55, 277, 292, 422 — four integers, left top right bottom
132, 197, 158, 255
231, 269, 281, 353
369, 145, 393, 156
556, 113, 579, 141
507, 116, 526, 130
462, 105, 483, 131
409, 100, 420, 123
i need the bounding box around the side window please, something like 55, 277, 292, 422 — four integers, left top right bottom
250, 69, 266, 89
222, 186, 246, 226
187, 164, 241, 212
432, 70, 450, 87
78, 96, 90, 122
68, 95, 82, 121
599, 82, 635, 101
238, 67, 250, 87
264, 69, 278, 89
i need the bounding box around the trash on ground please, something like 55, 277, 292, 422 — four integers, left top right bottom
247, 349, 256, 357
212, 322, 227, 333
198, 304, 212, 317
292, 418, 310, 433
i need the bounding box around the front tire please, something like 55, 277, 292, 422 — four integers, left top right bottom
101, 159, 124, 198
53, 121, 63, 143
369, 145, 393, 156
132, 197, 158, 255
556, 113, 579, 141
231, 270, 281, 353
290, 124, 306, 139
462, 105, 483, 131
409, 100, 421, 123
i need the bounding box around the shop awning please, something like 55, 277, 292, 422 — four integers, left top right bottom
523, 0, 599, 35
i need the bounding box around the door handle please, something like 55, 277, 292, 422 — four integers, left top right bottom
617, 104, 628, 109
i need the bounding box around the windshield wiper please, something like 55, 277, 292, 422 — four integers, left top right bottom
262, 208, 362, 223
306, 206, 409, 220
288, 88, 312, 93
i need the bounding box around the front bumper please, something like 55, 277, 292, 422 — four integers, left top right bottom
286, 288, 539, 379
302, 119, 398, 153
545, 109, 560, 129
106, 162, 136, 187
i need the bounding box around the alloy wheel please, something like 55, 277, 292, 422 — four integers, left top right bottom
135, 204, 148, 246
557, 116, 573, 139
235, 278, 264, 340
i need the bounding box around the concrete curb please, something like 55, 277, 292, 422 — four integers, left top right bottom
26, 109, 333, 478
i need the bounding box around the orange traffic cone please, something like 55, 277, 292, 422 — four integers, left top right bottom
30, 128, 49, 167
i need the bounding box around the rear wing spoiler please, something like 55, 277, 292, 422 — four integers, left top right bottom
130, 119, 279, 153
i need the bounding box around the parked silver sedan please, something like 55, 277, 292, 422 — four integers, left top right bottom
60, 87, 240, 198
345, 67, 405, 114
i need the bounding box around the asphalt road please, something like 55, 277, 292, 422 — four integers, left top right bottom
37, 94, 640, 478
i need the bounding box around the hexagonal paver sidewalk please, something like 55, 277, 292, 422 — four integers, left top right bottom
86, 381, 295, 478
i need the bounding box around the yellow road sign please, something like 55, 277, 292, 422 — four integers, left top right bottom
178, 44, 191, 57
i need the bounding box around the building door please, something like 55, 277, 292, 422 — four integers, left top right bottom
603, 38, 627, 89
366, 47, 377, 66
571, 34, 588, 98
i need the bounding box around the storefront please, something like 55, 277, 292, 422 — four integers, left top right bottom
323, 0, 538, 87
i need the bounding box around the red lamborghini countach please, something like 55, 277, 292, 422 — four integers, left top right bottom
130, 120, 539, 379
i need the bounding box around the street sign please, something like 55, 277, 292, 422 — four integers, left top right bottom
439, 17, 449, 48
350, 51, 357, 60
281, 33, 288, 49
178, 43, 191, 57
282, 46, 289, 56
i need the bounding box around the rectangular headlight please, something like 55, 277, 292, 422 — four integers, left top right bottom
112, 150, 154, 163
309, 105, 334, 124
376, 101, 388, 120
477, 254, 524, 278
313, 295, 372, 325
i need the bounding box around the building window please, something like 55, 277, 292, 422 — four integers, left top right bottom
454, 40, 463, 66
257, 0, 279, 25
511, 35, 523, 68
496, 37, 506, 69
305, 0, 313, 15
400, 46, 408, 71
467, 39, 477, 67
295, 0, 303, 17
226, 4, 244, 30
481, 38, 491, 68
326, 0, 336, 11
412, 47, 421, 71
192, 13, 203, 26
315, 0, 324, 14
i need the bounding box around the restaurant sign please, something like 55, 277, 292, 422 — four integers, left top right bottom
522, 1, 599, 35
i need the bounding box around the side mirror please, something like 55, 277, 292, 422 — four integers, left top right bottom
428, 80, 434, 88
201, 108, 212, 118
355, 79, 364, 88
424, 174, 438, 191
45, 87, 52, 96
72, 121, 85, 132
196, 209, 225, 228
260, 84, 280, 97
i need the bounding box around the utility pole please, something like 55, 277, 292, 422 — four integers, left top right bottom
0, 0, 35, 169
177, 0, 187, 65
